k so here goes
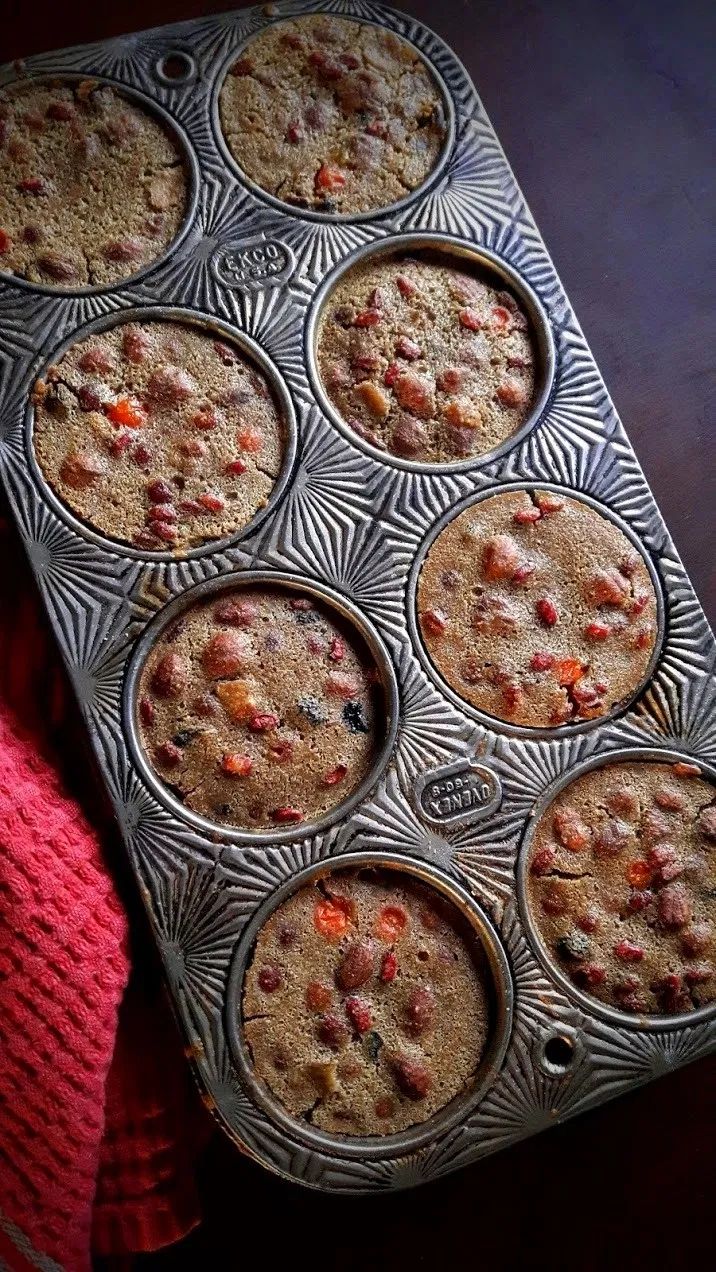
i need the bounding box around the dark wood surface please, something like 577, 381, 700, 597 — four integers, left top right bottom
3, 1, 715, 1267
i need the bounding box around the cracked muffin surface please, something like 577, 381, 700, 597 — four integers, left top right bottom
218, 14, 446, 215
417, 490, 658, 726
526, 760, 716, 1015
33, 320, 286, 551
316, 251, 536, 463
137, 586, 382, 831
242, 869, 490, 1135
0, 79, 187, 287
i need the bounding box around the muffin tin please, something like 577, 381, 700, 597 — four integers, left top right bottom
0, 1, 714, 1192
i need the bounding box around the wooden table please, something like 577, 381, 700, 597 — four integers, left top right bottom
4, 2, 714, 1266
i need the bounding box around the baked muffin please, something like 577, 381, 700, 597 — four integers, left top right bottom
242, 868, 491, 1135
416, 490, 658, 727
316, 250, 536, 463
137, 586, 383, 831
218, 14, 446, 216
33, 321, 286, 552
0, 79, 187, 287
526, 760, 716, 1015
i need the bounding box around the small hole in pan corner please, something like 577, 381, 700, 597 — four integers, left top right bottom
541, 1033, 576, 1074
156, 51, 195, 84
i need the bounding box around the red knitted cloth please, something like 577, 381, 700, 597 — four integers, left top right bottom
0, 509, 209, 1269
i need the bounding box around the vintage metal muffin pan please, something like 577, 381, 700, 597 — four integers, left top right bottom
0, 0, 714, 1192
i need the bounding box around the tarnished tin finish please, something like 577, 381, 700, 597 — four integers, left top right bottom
0, 0, 714, 1194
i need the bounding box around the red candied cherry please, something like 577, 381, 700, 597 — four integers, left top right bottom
0, 229, 10, 254
102, 238, 143, 263
191, 406, 218, 431
122, 327, 151, 363
147, 520, 176, 544
380, 951, 398, 983
131, 443, 152, 466
681, 923, 712, 958
306, 981, 332, 1012
231, 56, 253, 76
572, 963, 607, 988
314, 896, 353, 941
203, 631, 249, 678
534, 492, 565, 515
139, 696, 155, 725
271, 806, 303, 824
390, 1053, 432, 1099
421, 608, 447, 637
672, 762, 701, 779
155, 740, 182, 767
214, 598, 258, 627
490, 305, 512, 329
626, 859, 652, 888
257, 965, 281, 992
593, 819, 633, 857
328, 636, 345, 662
630, 593, 650, 617
403, 986, 435, 1036
553, 806, 590, 852
145, 365, 195, 406
585, 567, 630, 606
147, 478, 174, 504
458, 307, 483, 331
325, 671, 359, 699
496, 378, 528, 408
482, 533, 521, 582
584, 621, 611, 642
392, 371, 435, 418
46, 99, 75, 121
109, 433, 133, 461
315, 163, 346, 195
105, 397, 146, 429
653, 788, 685, 812
352, 308, 381, 328
576, 909, 600, 934
268, 739, 294, 764
323, 763, 348, 786
17, 177, 48, 195
197, 492, 225, 513
514, 505, 542, 525
150, 652, 186, 698
530, 651, 555, 672
396, 274, 417, 299
658, 884, 692, 930
530, 844, 556, 876
221, 753, 253, 778
317, 1013, 349, 1050
345, 997, 373, 1034
237, 426, 262, 453
395, 335, 421, 361
614, 940, 644, 962
626, 889, 654, 914
335, 940, 375, 992
225, 458, 247, 476
536, 596, 559, 627
248, 712, 280, 733
374, 905, 408, 943
77, 346, 114, 374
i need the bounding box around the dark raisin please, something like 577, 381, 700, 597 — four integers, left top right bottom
343, 701, 369, 734
298, 696, 327, 725
364, 1030, 383, 1062
173, 729, 199, 748
556, 931, 592, 961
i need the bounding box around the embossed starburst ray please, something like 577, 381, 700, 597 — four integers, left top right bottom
585, 1015, 716, 1092
378, 466, 486, 552
283, 219, 386, 288
492, 733, 601, 820
217, 830, 343, 910
500, 900, 574, 1036
613, 661, 716, 760
452, 820, 521, 911
350, 768, 454, 871
658, 559, 714, 679
143, 864, 243, 1008
394, 652, 475, 784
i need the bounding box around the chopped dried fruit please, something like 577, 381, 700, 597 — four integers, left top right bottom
576, 909, 600, 934
156, 740, 182, 767
672, 762, 701, 779
197, 492, 225, 513
345, 997, 372, 1034
553, 806, 591, 853
353, 308, 381, 328
214, 599, 258, 628
585, 567, 630, 607
698, 807, 716, 840
139, 696, 155, 726
540, 881, 569, 916
572, 963, 607, 988
403, 986, 435, 1036
272, 806, 303, 824
393, 371, 435, 418
0, 229, 11, 254
323, 763, 348, 786
59, 449, 105, 489
102, 238, 143, 263
203, 631, 249, 678
17, 177, 48, 195
375, 905, 408, 942
482, 533, 521, 582
305, 981, 332, 1012
237, 426, 262, 453
389, 1053, 431, 1099
496, 378, 528, 408
343, 700, 370, 734
514, 505, 542, 525
593, 819, 632, 857
458, 307, 483, 331
150, 652, 187, 699
614, 939, 644, 963
654, 788, 685, 812
584, 621, 611, 642
248, 712, 280, 733
530, 651, 555, 672
317, 1013, 348, 1050
626, 889, 654, 914
257, 965, 281, 992
356, 380, 390, 418
326, 671, 359, 699
681, 923, 712, 957
530, 844, 557, 876
380, 950, 398, 983
421, 607, 447, 637
314, 896, 353, 941
536, 597, 559, 627
657, 884, 691, 930
220, 752, 253, 778
395, 335, 421, 360
534, 492, 565, 515
216, 679, 256, 723
555, 657, 584, 686
335, 940, 375, 991
627, 859, 652, 888
105, 397, 146, 429
396, 275, 417, 298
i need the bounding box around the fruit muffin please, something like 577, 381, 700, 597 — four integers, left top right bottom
242, 868, 491, 1135
137, 586, 383, 831
32, 321, 286, 552
218, 14, 446, 216
417, 489, 658, 727
0, 79, 187, 287
316, 250, 536, 463
526, 759, 716, 1015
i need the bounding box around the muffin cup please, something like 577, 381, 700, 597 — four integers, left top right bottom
123, 571, 399, 843
306, 232, 556, 471
0, 73, 199, 296
225, 851, 514, 1161
516, 746, 716, 1031
211, 18, 456, 225
407, 480, 665, 736
26, 306, 298, 560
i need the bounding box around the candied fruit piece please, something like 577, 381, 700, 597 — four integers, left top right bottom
328, 637, 345, 662
257, 965, 281, 992
555, 657, 584, 686
318, 1013, 348, 1050
336, 940, 375, 991
403, 986, 435, 1036
203, 631, 249, 678
593, 819, 632, 857
197, 492, 225, 513
390, 414, 428, 457
514, 505, 542, 525
248, 712, 280, 733
458, 307, 483, 331
345, 997, 372, 1034
374, 905, 408, 942
585, 567, 630, 607
220, 752, 253, 777
540, 880, 568, 916
534, 492, 565, 515
442, 397, 482, 430
536, 597, 559, 627
576, 909, 600, 934
584, 621, 611, 642
421, 608, 447, 637
697, 807, 716, 840
314, 897, 352, 941
323, 763, 348, 786
672, 762, 701, 779
530, 844, 556, 876
395, 335, 421, 361
102, 238, 143, 263
214, 599, 257, 628
393, 371, 435, 419
105, 397, 146, 429
390, 1053, 431, 1099
271, 806, 303, 824
60, 449, 105, 489
482, 533, 521, 582
614, 940, 644, 962
306, 981, 332, 1012
627, 859, 652, 888
626, 889, 654, 914
356, 380, 390, 418
657, 884, 691, 930
150, 652, 186, 698
530, 651, 555, 672
326, 671, 359, 699
216, 680, 256, 723
156, 740, 182, 767
396, 274, 417, 298
380, 950, 398, 982
654, 788, 685, 811
572, 963, 607, 988
553, 806, 590, 852
343, 701, 370, 734
496, 378, 528, 408
681, 923, 712, 958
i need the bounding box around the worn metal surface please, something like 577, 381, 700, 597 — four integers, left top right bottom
0, 0, 714, 1193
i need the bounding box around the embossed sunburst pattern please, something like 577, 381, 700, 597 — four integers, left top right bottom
0, 0, 714, 1196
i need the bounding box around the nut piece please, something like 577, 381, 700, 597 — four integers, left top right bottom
335, 940, 375, 991
150, 652, 187, 698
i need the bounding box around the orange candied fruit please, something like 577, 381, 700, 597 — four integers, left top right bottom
374, 904, 409, 942
314, 895, 353, 941
105, 397, 146, 429
237, 426, 262, 453
626, 859, 652, 888
555, 657, 584, 687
